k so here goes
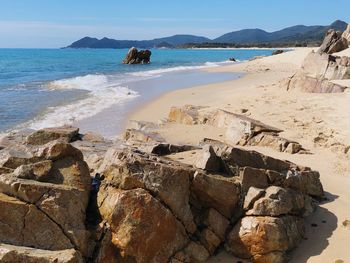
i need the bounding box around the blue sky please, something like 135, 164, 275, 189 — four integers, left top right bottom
0, 0, 349, 48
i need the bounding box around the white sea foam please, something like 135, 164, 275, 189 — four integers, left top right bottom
46, 74, 109, 91
28, 74, 138, 129
25, 61, 229, 130
129, 62, 222, 77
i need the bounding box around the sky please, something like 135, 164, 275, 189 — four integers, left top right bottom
0, 0, 349, 48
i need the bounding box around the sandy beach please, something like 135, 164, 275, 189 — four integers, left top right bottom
128, 48, 350, 262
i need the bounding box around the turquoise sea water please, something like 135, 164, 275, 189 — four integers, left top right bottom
0, 48, 274, 133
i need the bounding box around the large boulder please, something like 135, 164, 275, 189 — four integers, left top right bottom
26, 126, 80, 145
122, 47, 151, 64
342, 24, 350, 44
0, 244, 83, 263
97, 187, 188, 263
287, 28, 350, 93
0, 131, 93, 259
168, 105, 206, 125
245, 186, 314, 217
226, 216, 304, 263
272, 50, 284, 55
318, 29, 348, 54
191, 171, 241, 218
0, 193, 73, 250
100, 147, 196, 233
209, 110, 282, 145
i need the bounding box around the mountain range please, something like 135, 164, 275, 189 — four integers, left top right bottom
66, 20, 348, 49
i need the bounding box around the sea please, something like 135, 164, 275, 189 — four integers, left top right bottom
0, 48, 275, 137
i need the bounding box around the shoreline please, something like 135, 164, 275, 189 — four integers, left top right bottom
128, 47, 350, 262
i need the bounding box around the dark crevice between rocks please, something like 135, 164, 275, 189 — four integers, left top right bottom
86, 188, 103, 227
20, 206, 30, 245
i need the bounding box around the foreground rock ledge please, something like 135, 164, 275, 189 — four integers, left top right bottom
0, 125, 324, 263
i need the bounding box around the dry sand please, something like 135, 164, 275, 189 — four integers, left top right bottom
128, 48, 350, 262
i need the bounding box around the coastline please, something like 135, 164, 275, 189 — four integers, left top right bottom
128, 47, 350, 262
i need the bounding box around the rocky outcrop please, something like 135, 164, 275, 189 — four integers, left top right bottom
342, 24, 350, 44
1, 123, 324, 263
287, 51, 350, 93
168, 105, 207, 125
209, 109, 282, 144
95, 136, 322, 262
26, 126, 80, 145
318, 29, 348, 54
287, 26, 350, 93
168, 106, 306, 154
0, 127, 92, 262
0, 243, 83, 263
98, 187, 188, 263
122, 47, 152, 64
226, 216, 304, 262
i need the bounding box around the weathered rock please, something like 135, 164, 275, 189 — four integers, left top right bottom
72, 134, 113, 173
318, 29, 348, 54
13, 160, 53, 181
305, 52, 350, 80
240, 167, 269, 192
122, 47, 151, 64
199, 228, 221, 254
124, 128, 165, 143
287, 71, 347, 93
137, 49, 152, 64
0, 148, 39, 169
122, 47, 138, 64
246, 186, 312, 217
0, 193, 73, 250
203, 208, 230, 241
35, 140, 84, 161
209, 110, 282, 145
284, 169, 324, 198
0, 166, 14, 174
287, 48, 350, 93
342, 24, 350, 44
184, 241, 210, 262
226, 216, 304, 262
0, 174, 91, 256
243, 187, 265, 210
272, 50, 284, 55
147, 143, 198, 156
247, 132, 303, 154
101, 147, 196, 233
0, 244, 83, 263
168, 105, 206, 125
285, 142, 303, 154
31, 141, 91, 191
191, 171, 240, 218
222, 147, 293, 174
97, 187, 188, 263
92, 229, 120, 263
194, 145, 223, 172
26, 126, 80, 145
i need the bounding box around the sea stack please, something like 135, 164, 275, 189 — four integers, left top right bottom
123, 47, 152, 64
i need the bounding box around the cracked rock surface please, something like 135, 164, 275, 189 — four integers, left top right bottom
1, 123, 324, 263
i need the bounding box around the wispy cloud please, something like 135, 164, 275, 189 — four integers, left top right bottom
0, 20, 230, 47
136, 17, 228, 22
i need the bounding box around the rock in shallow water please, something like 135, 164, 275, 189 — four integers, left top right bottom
122, 47, 152, 64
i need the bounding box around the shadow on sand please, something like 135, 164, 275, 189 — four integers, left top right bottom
289, 191, 339, 262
